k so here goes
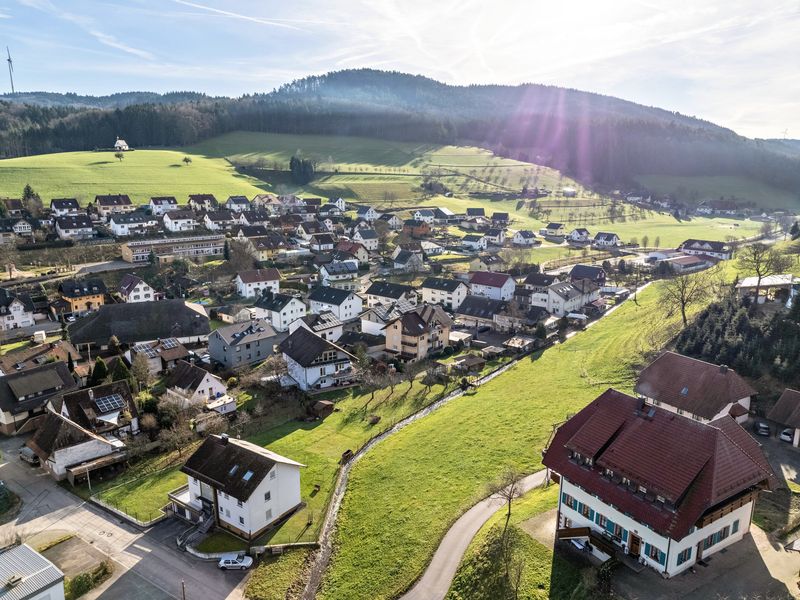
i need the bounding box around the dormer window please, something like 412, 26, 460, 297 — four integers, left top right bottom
638, 485, 647, 494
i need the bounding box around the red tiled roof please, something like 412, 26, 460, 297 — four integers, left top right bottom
635, 352, 756, 420
469, 271, 513, 288
543, 389, 774, 540
767, 389, 800, 428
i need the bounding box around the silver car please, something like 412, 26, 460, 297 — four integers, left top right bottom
218, 552, 253, 570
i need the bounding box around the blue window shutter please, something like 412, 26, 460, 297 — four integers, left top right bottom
644, 542, 651, 557
562, 492, 568, 505
576, 501, 582, 514
659, 551, 666, 565
606, 519, 615, 533
588, 507, 595, 521
622, 529, 628, 543
594, 512, 601, 525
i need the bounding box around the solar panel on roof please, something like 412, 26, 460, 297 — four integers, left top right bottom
134, 342, 159, 358
161, 338, 179, 349
95, 393, 125, 413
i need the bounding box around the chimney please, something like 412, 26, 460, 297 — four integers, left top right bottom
220, 433, 229, 445
88, 389, 94, 400
720, 364, 728, 374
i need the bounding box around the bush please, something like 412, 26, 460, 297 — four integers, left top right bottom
442, 346, 455, 357
227, 377, 238, 388
65, 561, 112, 600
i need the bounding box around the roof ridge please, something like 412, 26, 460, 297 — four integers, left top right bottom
712, 419, 774, 480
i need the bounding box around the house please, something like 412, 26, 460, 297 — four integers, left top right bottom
569, 264, 606, 286
635, 352, 756, 423
170, 434, 304, 540
455, 295, 507, 330
279, 327, 356, 391
225, 195, 251, 213
523, 272, 560, 293
561, 186, 577, 197
421, 240, 444, 256
121, 234, 225, 263
114, 137, 129, 151
109, 211, 159, 236
402, 219, 431, 238
252, 291, 307, 332
188, 194, 218, 212
208, 319, 279, 369
308, 286, 363, 321
542, 388, 774, 578
235, 225, 268, 239
393, 250, 424, 272
164, 360, 227, 407
384, 304, 452, 361
241, 208, 271, 226
55, 214, 95, 240
245, 233, 293, 261
491, 212, 509, 225
149, 196, 178, 216
356, 206, 380, 222
296, 221, 327, 240
767, 388, 800, 446
469, 271, 516, 301
413, 209, 436, 224
204, 209, 239, 231
118, 273, 155, 303
235, 268, 281, 298
469, 254, 506, 273
568, 228, 591, 243
593, 232, 621, 248
310, 233, 337, 252
352, 228, 378, 251
129, 338, 189, 375
679, 239, 733, 260
365, 281, 417, 308
289, 311, 343, 342
0, 339, 80, 377
319, 261, 360, 290
214, 305, 254, 324
378, 213, 403, 230
58, 278, 107, 315
461, 234, 487, 251
433, 207, 458, 224
2, 198, 23, 216
0, 287, 35, 331
512, 230, 537, 246
466, 207, 485, 217
484, 228, 506, 246
0, 544, 64, 599
420, 278, 469, 310
252, 194, 283, 214
335, 240, 370, 263
543, 222, 565, 237
663, 254, 718, 274
59, 380, 139, 437
68, 300, 210, 348
392, 242, 422, 258
530, 279, 600, 317
94, 194, 134, 220
0, 361, 77, 435
318, 203, 342, 218
50, 197, 80, 216
163, 209, 196, 232
461, 216, 491, 231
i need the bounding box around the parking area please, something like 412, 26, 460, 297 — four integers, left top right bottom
753, 425, 800, 485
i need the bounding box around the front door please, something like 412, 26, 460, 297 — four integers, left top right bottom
629, 534, 641, 557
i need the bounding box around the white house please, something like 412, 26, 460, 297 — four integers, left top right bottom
279, 327, 356, 391
543, 222, 565, 237
235, 268, 281, 298
94, 194, 135, 220
512, 230, 537, 246
163, 209, 196, 233
462, 234, 487, 251
109, 212, 158, 236
568, 228, 591, 243
55, 214, 95, 240
679, 239, 732, 260
0, 288, 35, 331
164, 360, 227, 408
378, 213, 403, 230
413, 209, 436, 224
118, 273, 154, 303
420, 278, 469, 310
171, 434, 304, 540
308, 286, 363, 321
635, 351, 755, 423
356, 206, 380, 222
252, 291, 307, 332
0, 544, 65, 600
114, 138, 129, 151
50, 198, 80, 216
149, 196, 178, 216
319, 260, 360, 290
289, 311, 343, 342
352, 228, 378, 251
225, 196, 251, 213
530, 279, 600, 317
364, 281, 417, 308
543, 388, 774, 578
484, 228, 506, 246
593, 232, 621, 248
469, 271, 516, 301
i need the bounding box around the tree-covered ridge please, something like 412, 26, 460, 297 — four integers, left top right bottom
2, 68, 800, 196
675, 293, 800, 385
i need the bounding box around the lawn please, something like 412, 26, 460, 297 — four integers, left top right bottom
195, 530, 247, 553
317, 280, 708, 600
93, 465, 186, 522
245, 549, 310, 600
0, 148, 265, 205
446, 485, 585, 600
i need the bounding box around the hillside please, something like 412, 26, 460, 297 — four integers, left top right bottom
2, 69, 800, 200
0, 91, 213, 109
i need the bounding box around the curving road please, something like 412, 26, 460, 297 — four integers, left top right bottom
400, 470, 548, 600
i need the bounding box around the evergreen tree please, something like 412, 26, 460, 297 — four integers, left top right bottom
223, 240, 230, 260
111, 358, 133, 386
791, 221, 800, 240
89, 356, 109, 386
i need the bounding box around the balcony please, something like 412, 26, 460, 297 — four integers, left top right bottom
168, 485, 206, 514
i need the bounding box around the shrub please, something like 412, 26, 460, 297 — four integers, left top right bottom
227, 377, 238, 388
65, 561, 112, 600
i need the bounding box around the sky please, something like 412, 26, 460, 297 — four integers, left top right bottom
0, 0, 798, 138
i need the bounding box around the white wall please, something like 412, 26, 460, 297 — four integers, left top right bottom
470, 279, 514, 301
237, 278, 279, 298
310, 295, 362, 321
47, 438, 114, 479
644, 396, 750, 424
421, 285, 467, 310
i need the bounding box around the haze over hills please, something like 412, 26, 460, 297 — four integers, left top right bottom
1, 69, 799, 195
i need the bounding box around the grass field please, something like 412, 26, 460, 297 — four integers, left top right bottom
245, 549, 310, 600
0, 148, 265, 204
635, 174, 799, 211
317, 280, 707, 600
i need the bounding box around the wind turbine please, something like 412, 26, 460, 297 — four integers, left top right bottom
6, 47, 14, 94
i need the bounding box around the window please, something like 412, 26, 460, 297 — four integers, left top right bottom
264, 491, 271, 502
732, 520, 739, 534
596, 513, 607, 528
237, 499, 243, 508
270, 470, 276, 480
638, 485, 647, 494
677, 547, 692, 566
645, 543, 665, 565
243, 471, 254, 482
223, 492, 229, 499
219, 505, 223, 514
562, 493, 576, 510
580, 503, 593, 519
239, 516, 244, 525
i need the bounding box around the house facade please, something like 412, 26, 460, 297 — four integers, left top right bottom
163, 210, 196, 233
50, 198, 80, 216
58, 279, 107, 315
118, 274, 154, 303
235, 268, 281, 298
365, 281, 417, 308
279, 327, 356, 391
469, 271, 516, 301
679, 239, 733, 260
420, 278, 469, 310
308, 287, 363, 321
164, 360, 227, 407
55, 215, 95, 240
251, 292, 307, 332
149, 196, 178, 216
94, 194, 135, 220
0, 288, 35, 331
384, 304, 452, 362
208, 320, 279, 369
593, 232, 621, 248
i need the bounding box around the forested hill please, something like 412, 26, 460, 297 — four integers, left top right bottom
1, 69, 799, 193
0, 91, 212, 108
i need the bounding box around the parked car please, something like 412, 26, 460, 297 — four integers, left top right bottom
218, 552, 253, 570
754, 422, 770, 436
780, 428, 795, 443
19, 446, 39, 465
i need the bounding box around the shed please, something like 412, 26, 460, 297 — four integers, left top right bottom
312, 400, 335, 419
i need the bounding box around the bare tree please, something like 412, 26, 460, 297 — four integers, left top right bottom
131, 352, 151, 391
487, 468, 526, 549
660, 271, 712, 326
158, 424, 193, 457
737, 243, 794, 300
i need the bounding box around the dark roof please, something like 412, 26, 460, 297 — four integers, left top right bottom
300, 221, 326, 233
545, 222, 564, 229
212, 319, 277, 345
164, 209, 195, 220
485, 228, 504, 237
469, 271, 513, 287
356, 228, 377, 239
523, 272, 558, 287
403, 219, 428, 228
767, 389, 800, 428
308, 286, 354, 306
236, 225, 268, 237
56, 214, 93, 229
516, 230, 536, 238
51, 198, 80, 209
311, 233, 337, 246
254, 291, 301, 312
166, 360, 217, 392
394, 250, 419, 265
542, 388, 774, 540
462, 234, 484, 242
366, 281, 414, 300
279, 327, 353, 367
249, 233, 291, 250
95, 194, 132, 206
455, 295, 507, 319
119, 273, 146, 295
0, 287, 35, 312
237, 268, 281, 284
466, 208, 485, 216
594, 231, 619, 241
188, 194, 217, 203
681, 239, 729, 253
299, 311, 342, 332
27, 410, 97, 461
337, 330, 385, 351
69, 300, 209, 345
549, 279, 598, 300
227, 195, 250, 205
421, 278, 466, 292
110, 211, 155, 225
635, 352, 756, 420
475, 254, 505, 265
388, 304, 452, 336
0, 361, 77, 415
323, 261, 358, 275
61, 380, 137, 431
492, 212, 509, 221
205, 209, 235, 222
569, 264, 606, 281
151, 196, 177, 206
58, 278, 107, 298
182, 434, 302, 501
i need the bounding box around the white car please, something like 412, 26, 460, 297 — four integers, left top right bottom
218, 552, 253, 570
780, 428, 795, 443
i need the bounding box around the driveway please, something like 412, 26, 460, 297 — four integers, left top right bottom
0, 435, 246, 600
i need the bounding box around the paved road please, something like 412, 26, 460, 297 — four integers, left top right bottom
0, 435, 246, 600
400, 470, 548, 600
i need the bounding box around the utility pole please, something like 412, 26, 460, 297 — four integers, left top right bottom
181, 581, 186, 600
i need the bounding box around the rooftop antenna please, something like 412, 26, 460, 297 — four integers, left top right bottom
6, 47, 14, 94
